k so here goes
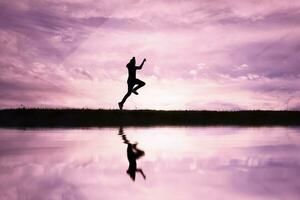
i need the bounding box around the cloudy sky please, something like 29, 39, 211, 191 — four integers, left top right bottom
0, 0, 299, 110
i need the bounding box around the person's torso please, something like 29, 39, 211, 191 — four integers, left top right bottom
127, 64, 136, 80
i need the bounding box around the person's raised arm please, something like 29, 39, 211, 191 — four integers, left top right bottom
136, 58, 146, 69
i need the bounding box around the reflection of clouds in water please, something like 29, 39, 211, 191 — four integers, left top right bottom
0, 127, 300, 199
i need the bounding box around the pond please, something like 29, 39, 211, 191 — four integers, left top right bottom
0, 126, 299, 200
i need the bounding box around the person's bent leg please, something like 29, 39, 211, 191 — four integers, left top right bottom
132, 79, 146, 95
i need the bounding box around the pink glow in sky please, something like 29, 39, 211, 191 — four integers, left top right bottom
0, 0, 300, 110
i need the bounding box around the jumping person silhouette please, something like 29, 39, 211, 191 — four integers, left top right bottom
118, 57, 146, 110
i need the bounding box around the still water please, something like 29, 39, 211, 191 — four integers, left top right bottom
0, 126, 299, 200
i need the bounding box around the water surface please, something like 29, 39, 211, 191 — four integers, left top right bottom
0, 126, 300, 200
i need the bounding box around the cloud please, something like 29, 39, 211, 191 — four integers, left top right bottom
216, 8, 300, 27
230, 34, 300, 78
74, 68, 94, 80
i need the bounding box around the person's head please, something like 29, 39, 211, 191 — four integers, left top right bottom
130, 57, 136, 65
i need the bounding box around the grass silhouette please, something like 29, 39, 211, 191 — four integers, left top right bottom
0, 108, 299, 127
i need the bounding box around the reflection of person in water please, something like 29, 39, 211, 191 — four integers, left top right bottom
118, 57, 146, 110
119, 127, 146, 181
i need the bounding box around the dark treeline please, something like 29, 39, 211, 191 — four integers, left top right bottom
0, 108, 299, 127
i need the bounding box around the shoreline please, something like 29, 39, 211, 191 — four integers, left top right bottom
0, 108, 299, 127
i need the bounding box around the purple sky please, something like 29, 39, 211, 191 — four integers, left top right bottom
0, 0, 300, 110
